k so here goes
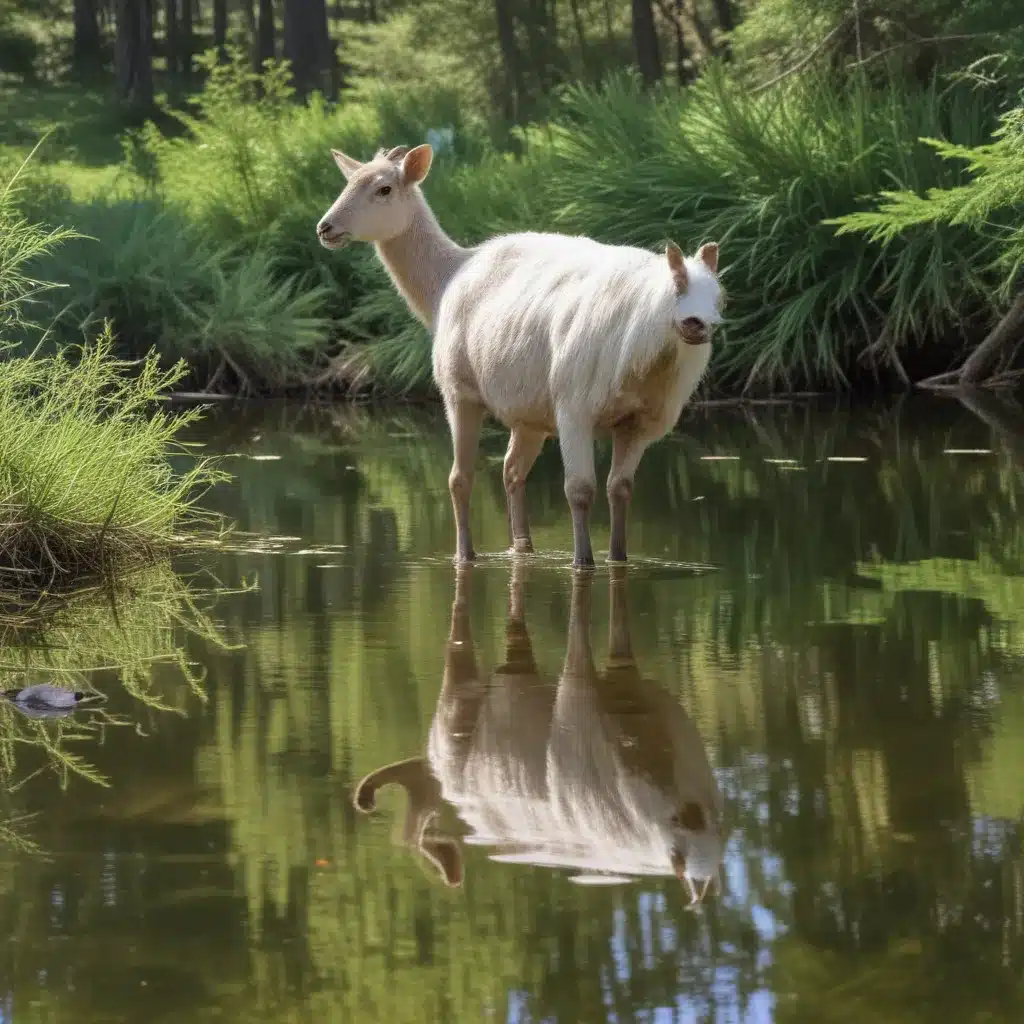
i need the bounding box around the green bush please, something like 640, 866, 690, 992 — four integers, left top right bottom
1, 153, 226, 600
31, 198, 334, 393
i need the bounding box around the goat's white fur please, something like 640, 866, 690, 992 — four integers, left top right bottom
318, 143, 723, 565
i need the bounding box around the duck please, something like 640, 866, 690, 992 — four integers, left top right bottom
1, 684, 108, 719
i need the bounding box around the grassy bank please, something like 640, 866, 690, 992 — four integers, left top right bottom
0, 154, 228, 606
8, 51, 1024, 398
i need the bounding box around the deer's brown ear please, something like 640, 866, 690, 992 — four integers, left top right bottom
666, 242, 688, 294
696, 242, 719, 274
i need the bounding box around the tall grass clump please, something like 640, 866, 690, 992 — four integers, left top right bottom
0, 332, 228, 599
0, 154, 228, 604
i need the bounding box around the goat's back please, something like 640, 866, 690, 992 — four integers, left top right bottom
433, 233, 679, 429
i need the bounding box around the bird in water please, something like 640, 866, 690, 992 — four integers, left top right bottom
1, 684, 108, 720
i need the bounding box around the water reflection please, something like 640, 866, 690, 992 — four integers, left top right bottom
5, 396, 1024, 1021
356, 565, 726, 900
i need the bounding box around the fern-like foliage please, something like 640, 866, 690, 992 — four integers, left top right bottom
830, 102, 1024, 291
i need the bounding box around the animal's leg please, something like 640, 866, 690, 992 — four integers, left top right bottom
607, 424, 651, 564
445, 400, 486, 562
556, 411, 597, 568
503, 426, 546, 553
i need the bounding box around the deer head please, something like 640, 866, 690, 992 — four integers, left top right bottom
317, 143, 433, 248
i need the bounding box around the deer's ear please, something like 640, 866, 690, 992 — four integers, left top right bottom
666, 241, 688, 294
696, 242, 719, 275
385, 145, 410, 161
331, 149, 362, 180
401, 144, 433, 186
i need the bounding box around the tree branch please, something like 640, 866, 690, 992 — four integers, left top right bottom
847, 32, 1003, 69
750, 18, 850, 95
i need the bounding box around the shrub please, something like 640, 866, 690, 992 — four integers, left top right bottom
1, 153, 227, 601
32, 198, 334, 393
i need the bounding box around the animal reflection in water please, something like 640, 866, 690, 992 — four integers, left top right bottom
354, 566, 726, 905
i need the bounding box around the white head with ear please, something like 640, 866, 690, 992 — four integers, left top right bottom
665, 241, 723, 346
316, 143, 434, 249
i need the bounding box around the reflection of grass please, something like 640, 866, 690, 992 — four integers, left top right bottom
0, 560, 240, 792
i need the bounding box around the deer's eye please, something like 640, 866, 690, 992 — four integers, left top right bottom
376, 185, 392, 197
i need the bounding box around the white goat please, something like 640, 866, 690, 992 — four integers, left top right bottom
353, 565, 726, 903
317, 143, 724, 566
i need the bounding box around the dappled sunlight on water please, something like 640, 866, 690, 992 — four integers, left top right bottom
3, 395, 1024, 1021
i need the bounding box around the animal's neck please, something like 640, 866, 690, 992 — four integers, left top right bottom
375, 198, 468, 329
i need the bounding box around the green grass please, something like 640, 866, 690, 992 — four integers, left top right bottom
0, 331, 228, 599
0, 151, 229, 603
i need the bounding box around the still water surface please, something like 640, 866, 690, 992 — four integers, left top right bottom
3, 396, 1024, 1022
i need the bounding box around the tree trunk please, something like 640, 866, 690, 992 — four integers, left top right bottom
494, 0, 521, 122
115, 0, 154, 109
164, 0, 178, 79
282, 0, 333, 98
960, 292, 1024, 383
213, 0, 228, 61
257, 0, 276, 69
631, 0, 661, 87
241, 0, 257, 60
567, 0, 591, 76
710, 0, 733, 32
709, 0, 733, 57
179, 0, 193, 80
72, 0, 103, 82
674, 0, 691, 82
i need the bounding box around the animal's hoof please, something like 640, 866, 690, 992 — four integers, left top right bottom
511, 537, 534, 554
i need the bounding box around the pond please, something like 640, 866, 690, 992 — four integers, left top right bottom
2, 394, 1024, 1022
